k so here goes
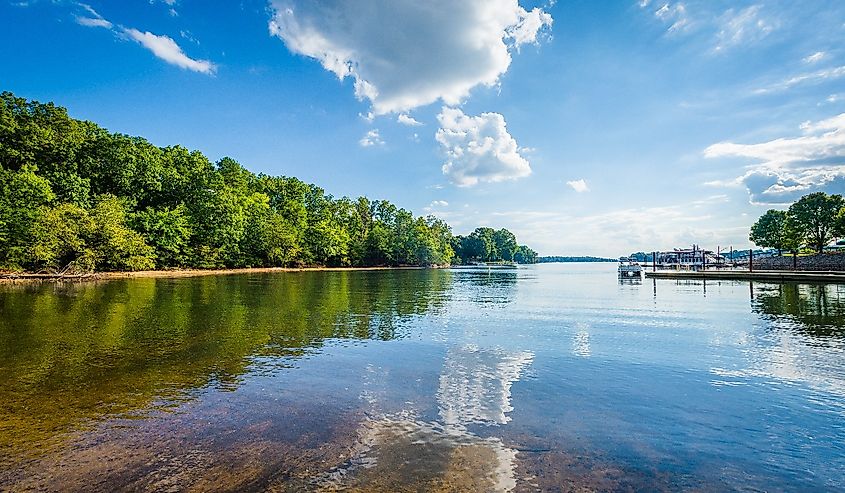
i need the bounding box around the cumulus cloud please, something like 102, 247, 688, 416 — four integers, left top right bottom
714, 5, 775, 52
267, 0, 552, 114
123, 28, 216, 74
566, 179, 589, 193
359, 129, 384, 147
436, 107, 530, 187
704, 113, 845, 204
397, 114, 423, 126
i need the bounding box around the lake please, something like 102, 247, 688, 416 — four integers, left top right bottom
1, 263, 844, 491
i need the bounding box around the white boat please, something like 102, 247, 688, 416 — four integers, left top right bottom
618, 257, 642, 277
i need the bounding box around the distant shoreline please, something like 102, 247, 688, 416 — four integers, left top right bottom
537, 256, 617, 263
0, 266, 436, 283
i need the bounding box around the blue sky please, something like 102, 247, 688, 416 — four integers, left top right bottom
2, 0, 844, 256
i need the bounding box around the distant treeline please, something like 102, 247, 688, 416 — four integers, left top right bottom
537, 256, 615, 263
0, 92, 536, 273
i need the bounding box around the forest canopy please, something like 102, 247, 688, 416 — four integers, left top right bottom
0, 92, 536, 272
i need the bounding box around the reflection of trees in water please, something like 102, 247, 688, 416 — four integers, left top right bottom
745, 282, 845, 402
451, 268, 518, 305
0, 270, 453, 460
752, 283, 845, 337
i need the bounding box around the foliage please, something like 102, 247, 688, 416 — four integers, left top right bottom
749, 209, 788, 253
0, 165, 55, 269
786, 192, 845, 253
0, 91, 536, 272
452, 228, 537, 264
748, 192, 845, 255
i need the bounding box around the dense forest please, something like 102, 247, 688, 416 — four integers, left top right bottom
0, 92, 537, 273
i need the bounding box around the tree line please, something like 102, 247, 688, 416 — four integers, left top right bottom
749, 192, 845, 255
537, 256, 615, 263
0, 92, 536, 273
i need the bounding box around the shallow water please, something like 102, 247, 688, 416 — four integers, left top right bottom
1, 263, 844, 491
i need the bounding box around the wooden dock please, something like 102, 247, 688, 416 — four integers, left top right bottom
644, 270, 845, 283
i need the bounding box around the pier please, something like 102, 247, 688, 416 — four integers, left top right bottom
645, 270, 845, 283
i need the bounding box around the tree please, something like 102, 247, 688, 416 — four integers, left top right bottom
514, 245, 538, 264
132, 205, 192, 267
88, 195, 155, 271
787, 192, 845, 253
493, 228, 518, 261
0, 91, 539, 272
835, 207, 845, 239
749, 209, 789, 254
0, 165, 56, 269
30, 203, 94, 272
782, 216, 804, 270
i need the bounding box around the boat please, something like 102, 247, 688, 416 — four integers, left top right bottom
618, 257, 642, 278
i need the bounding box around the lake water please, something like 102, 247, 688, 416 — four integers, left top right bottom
1, 263, 844, 491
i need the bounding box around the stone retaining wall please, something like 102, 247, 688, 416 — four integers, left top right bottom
754, 253, 845, 272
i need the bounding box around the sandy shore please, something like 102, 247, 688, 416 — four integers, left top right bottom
0, 266, 432, 282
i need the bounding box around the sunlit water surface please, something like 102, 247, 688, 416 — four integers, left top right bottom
1, 263, 844, 491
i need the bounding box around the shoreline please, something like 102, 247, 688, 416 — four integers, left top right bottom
0, 266, 435, 283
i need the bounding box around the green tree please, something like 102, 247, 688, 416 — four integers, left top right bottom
514, 245, 538, 264
0, 165, 55, 269
30, 203, 95, 272
782, 215, 805, 270
132, 205, 192, 267
749, 209, 789, 254
0, 92, 538, 273
835, 207, 845, 238
787, 192, 845, 253
493, 228, 518, 261
88, 195, 155, 271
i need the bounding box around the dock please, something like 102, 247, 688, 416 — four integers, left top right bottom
644, 270, 845, 283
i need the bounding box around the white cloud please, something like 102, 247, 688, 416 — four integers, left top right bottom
123, 28, 217, 74
70, 4, 215, 75
436, 107, 531, 187
424, 200, 449, 212
566, 179, 589, 193
75, 3, 112, 29
397, 113, 423, 127
180, 30, 199, 45
714, 5, 775, 52
704, 113, 845, 204
267, 0, 552, 114
654, 3, 690, 34
507, 7, 554, 47
804, 51, 826, 64
755, 65, 845, 94
359, 129, 384, 147
75, 15, 112, 28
